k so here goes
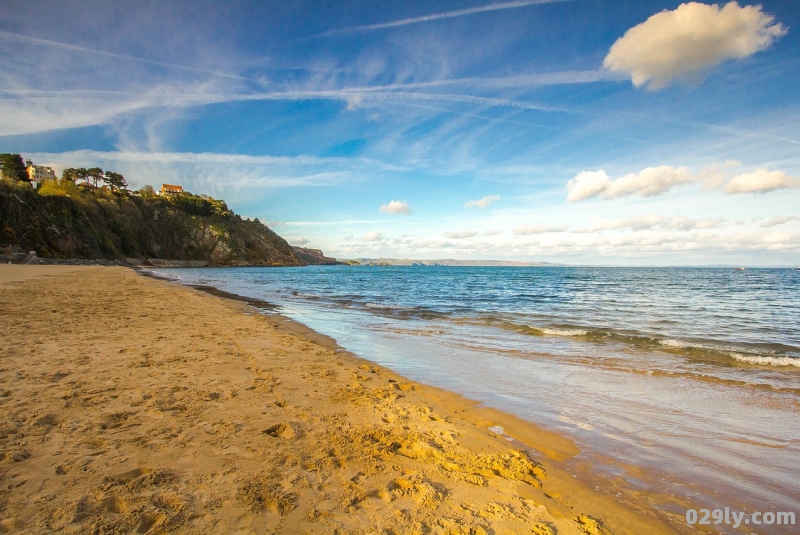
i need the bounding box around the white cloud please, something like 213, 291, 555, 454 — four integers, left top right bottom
408, 239, 456, 249
696, 159, 743, 189
364, 230, 384, 242
289, 237, 309, 245
464, 195, 501, 209
345, 94, 363, 111
566, 166, 694, 201
566, 162, 798, 201
574, 215, 666, 233
761, 216, 800, 228
726, 168, 800, 194
444, 230, 478, 239
565, 171, 612, 202
661, 216, 724, 231
379, 200, 412, 214
480, 230, 503, 236
513, 224, 569, 235
604, 2, 787, 90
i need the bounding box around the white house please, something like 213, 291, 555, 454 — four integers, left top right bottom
27, 164, 57, 185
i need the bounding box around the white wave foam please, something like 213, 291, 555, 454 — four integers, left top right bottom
540, 327, 588, 337
730, 353, 800, 367
659, 338, 690, 348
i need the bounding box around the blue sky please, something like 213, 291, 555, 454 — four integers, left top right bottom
1, 0, 799, 265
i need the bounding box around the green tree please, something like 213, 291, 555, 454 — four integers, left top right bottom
87, 167, 104, 188
0, 153, 29, 182
103, 171, 128, 192
62, 167, 104, 187
0, 225, 18, 246
61, 168, 80, 182
62, 167, 88, 184
138, 185, 156, 197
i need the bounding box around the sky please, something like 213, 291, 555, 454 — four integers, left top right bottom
1, 0, 799, 265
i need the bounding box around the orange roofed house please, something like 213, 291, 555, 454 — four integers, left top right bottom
160, 184, 184, 196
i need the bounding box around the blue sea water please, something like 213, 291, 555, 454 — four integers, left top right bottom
153, 265, 800, 530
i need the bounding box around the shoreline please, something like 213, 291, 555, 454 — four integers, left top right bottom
1, 265, 674, 533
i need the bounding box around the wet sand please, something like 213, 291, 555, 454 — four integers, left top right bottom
0, 265, 673, 534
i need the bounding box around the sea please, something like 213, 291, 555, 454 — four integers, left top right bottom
152, 265, 800, 532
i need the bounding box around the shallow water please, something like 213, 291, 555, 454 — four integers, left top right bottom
154, 265, 800, 532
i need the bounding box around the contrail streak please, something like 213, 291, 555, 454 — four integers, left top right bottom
0, 30, 256, 83
313, 0, 570, 37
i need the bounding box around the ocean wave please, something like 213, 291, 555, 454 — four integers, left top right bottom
364, 302, 413, 311
539, 327, 589, 337
659, 339, 690, 348
730, 353, 800, 367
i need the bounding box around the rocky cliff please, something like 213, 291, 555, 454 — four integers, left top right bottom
0, 180, 303, 266
292, 246, 340, 265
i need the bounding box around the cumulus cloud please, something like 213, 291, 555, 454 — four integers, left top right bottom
567, 162, 796, 201
566, 166, 694, 201
364, 230, 384, 242
464, 195, 500, 209
444, 230, 478, 239
379, 200, 412, 214
480, 230, 503, 236
726, 169, 800, 194
761, 215, 800, 228
513, 224, 569, 235
289, 237, 309, 245
604, 2, 787, 90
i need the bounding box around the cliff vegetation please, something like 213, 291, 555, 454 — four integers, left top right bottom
0, 178, 303, 266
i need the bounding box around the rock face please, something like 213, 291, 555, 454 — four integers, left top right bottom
292, 247, 339, 265
0, 181, 303, 266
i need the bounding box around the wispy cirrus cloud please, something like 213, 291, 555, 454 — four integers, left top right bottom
0, 30, 256, 83
349, 70, 622, 91
312, 0, 570, 37
0, 87, 567, 137
24, 150, 401, 199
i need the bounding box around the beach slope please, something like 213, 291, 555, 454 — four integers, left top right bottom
0, 266, 671, 534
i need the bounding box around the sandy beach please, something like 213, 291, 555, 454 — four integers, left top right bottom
0, 266, 673, 534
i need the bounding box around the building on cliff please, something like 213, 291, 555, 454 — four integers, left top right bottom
26, 163, 57, 186
160, 184, 184, 196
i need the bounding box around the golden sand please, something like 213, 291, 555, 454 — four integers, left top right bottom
0, 266, 673, 534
